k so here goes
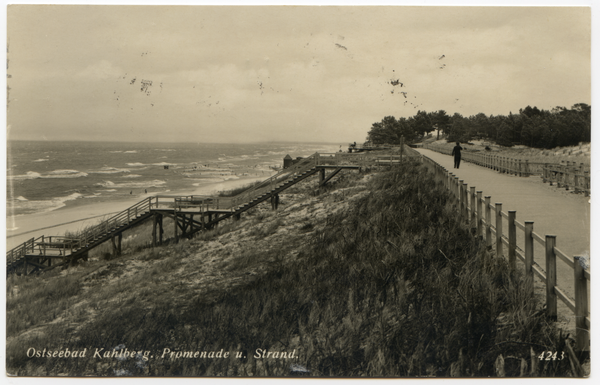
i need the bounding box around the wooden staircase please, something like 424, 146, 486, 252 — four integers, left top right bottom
7, 148, 417, 275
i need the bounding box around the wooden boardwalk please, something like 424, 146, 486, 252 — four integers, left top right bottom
7, 149, 419, 276
419, 148, 590, 354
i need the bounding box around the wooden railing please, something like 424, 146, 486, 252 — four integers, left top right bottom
422, 156, 590, 352
425, 144, 591, 195
543, 162, 591, 196
6, 237, 37, 264
7, 147, 421, 267
425, 143, 540, 176
7, 197, 156, 265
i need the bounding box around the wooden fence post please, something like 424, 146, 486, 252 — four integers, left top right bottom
495, 203, 503, 258
456, 179, 464, 214
485, 196, 492, 248
174, 210, 179, 244
452, 175, 457, 200
574, 256, 589, 352
508, 211, 516, 270
460, 181, 466, 218
524, 221, 534, 293
476, 191, 483, 239
470, 186, 476, 229
152, 214, 157, 247
545, 235, 557, 321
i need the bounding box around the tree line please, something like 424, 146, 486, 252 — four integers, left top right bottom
366, 103, 590, 149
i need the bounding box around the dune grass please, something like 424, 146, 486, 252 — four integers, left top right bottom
6, 162, 574, 377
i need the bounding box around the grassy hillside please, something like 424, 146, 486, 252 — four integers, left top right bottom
6, 161, 575, 377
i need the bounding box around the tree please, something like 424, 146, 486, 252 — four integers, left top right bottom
413, 110, 433, 137
431, 110, 450, 139
367, 116, 401, 144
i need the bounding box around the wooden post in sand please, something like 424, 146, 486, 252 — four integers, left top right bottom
574, 256, 589, 352
174, 210, 179, 244
458, 180, 464, 217
470, 186, 476, 228
545, 235, 557, 321
152, 214, 157, 247
158, 214, 164, 245
476, 191, 483, 239
524, 221, 534, 293
495, 203, 503, 257
485, 196, 492, 248
508, 211, 516, 270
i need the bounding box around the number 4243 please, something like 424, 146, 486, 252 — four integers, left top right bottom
538, 351, 565, 361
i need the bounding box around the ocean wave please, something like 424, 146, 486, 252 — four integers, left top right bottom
8, 193, 84, 216
8, 170, 87, 180
217, 155, 259, 162
95, 179, 166, 189
33, 158, 49, 162
45, 169, 89, 179
124, 150, 138, 154
122, 174, 142, 178
89, 167, 131, 174
9, 171, 43, 180
127, 162, 146, 167
151, 162, 175, 166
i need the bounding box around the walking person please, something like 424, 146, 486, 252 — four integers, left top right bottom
452, 141, 463, 169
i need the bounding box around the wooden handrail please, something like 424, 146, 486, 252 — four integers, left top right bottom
421, 155, 590, 352
8, 146, 418, 267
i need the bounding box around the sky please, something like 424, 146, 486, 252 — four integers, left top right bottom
6, 4, 592, 144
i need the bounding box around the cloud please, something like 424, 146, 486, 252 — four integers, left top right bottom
75, 60, 123, 80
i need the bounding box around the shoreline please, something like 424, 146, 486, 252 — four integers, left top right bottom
6, 174, 270, 250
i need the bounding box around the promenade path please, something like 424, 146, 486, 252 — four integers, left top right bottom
418, 148, 590, 329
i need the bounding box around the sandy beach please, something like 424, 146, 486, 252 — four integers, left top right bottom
6, 175, 268, 250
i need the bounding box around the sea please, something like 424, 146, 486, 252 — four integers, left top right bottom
6, 141, 342, 231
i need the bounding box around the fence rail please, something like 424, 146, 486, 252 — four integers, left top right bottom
543, 163, 591, 196
425, 144, 591, 197
422, 155, 590, 353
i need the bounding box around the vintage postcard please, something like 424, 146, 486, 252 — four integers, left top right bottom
5, 3, 592, 379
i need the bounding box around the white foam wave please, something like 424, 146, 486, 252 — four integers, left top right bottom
127, 162, 146, 167
89, 167, 131, 174
122, 174, 142, 178
33, 158, 49, 162
124, 150, 138, 154
95, 179, 166, 189
8, 193, 84, 215
44, 169, 89, 179
11, 169, 89, 180
9, 171, 42, 180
